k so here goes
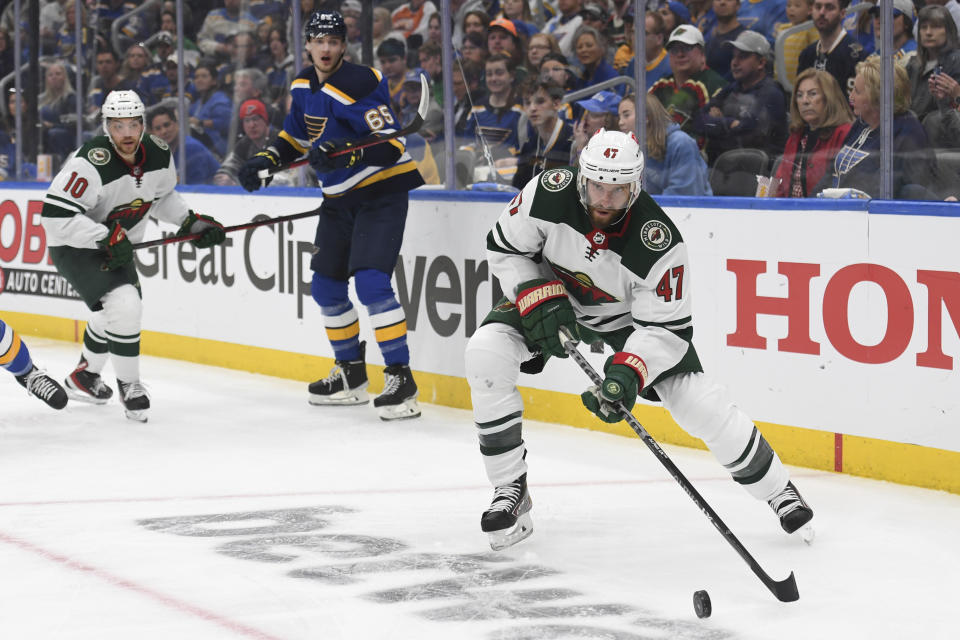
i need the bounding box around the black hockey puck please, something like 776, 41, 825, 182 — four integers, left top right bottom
693, 589, 712, 618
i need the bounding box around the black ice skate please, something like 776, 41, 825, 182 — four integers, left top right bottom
308, 342, 369, 406
373, 364, 420, 421
768, 481, 814, 538
16, 365, 68, 410
64, 357, 113, 404
481, 474, 533, 550
117, 379, 150, 422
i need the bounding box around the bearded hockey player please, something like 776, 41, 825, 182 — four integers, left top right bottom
40, 90, 226, 422
465, 129, 814, 550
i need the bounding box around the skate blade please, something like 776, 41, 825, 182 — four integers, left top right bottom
796, 524, 815, 545
488, 512, 533, 551
65, 387, 111, 405
377, 397, 421, 421
308, 389, 370, 406
124, 408, 148, 423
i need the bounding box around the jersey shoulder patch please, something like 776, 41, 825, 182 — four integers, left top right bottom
619, 192, 684, 279
141, 133, 172, 173
540, 167, 574, 192
86, 146, 111, 166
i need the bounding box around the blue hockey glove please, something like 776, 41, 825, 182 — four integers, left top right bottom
178, 211, 226, 249
238, 149, 280, 192
516, 279, 577, 358
580, 352, 647, 423
97, 222, 133, 270
308, 138, 362, 173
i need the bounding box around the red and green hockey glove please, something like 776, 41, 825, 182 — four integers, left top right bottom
97, 222, 133, 270
516, 279, 577, 358
178, 211, 226, 248
580, 352, 647, 423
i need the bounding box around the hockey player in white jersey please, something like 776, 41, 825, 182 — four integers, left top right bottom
465, 129, 813, 550
40, 90, 226, 422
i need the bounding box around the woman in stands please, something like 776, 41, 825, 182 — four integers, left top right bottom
188, 59, 232, 158
572, 25, 618, 91
37, 60, 78, 160
816, 56, 940, 199
527, 33, 561, 70
774, 68, 853, 197
618, 93, 711, 195
907, 5, 960, 149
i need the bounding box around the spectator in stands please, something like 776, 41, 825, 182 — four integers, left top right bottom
574, 26, 619, 91
500, 0, 539, 38
774, 68, 852, 197
817, 55, 939, 199
650, 25, 727, 144
343, 11, 363, 62
148, 104, 219, 185
88, 48, 134, 117
528, 33, 562, 70
870, 0, 917, 66
121, 42, 170, 106
570, 89, 620, 161
909, 4, 960, 148
658, 1, 691, 35
797, 0, 865, 97
775, 0, 818, 88
545, 0, 585, 59
233, 68, 283, 131
216, 30, 261, 95
197, 0, 258, 60
580, 3, 612, 49
419, 41, 444, 105
248, 0, 285, 25
377, 38, 409, 112
392, 0, 438, 45
151, 31, 175, 68
689, 0, 716, 32
923, 0, 960, 35
399, 70, 443, 184
619, 92, 712, 195
159, 9, 198, 52
463, 53, 524, 163
623, 10, 673, 88
488, 18, 527, 71
736, 0, 790, 45
704, 0, 746, 80
460, 31, 488, 67
372, 7, 399, 54
512, 79, 574, 188
693, 30, 787, 164
462, 9, 491, 41
612, 6, 635, 71
53, 0, 93, 60
213, 98, 274, 186
0, 29, 13, 80
425, 12, 443, 47
264, 26, 293, 105
539, 52, 577, 97
188, 59, 232, 157
451, 0, 485, 48
38, 60, 78, 159
163, 52, 197, 102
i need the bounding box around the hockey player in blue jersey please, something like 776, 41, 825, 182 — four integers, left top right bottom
238, 10, 425, 421
1, 318, 68, 410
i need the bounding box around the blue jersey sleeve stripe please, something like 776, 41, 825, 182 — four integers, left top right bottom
279, 130, 308, 153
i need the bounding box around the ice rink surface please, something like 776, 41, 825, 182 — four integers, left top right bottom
1, 338, 957, 640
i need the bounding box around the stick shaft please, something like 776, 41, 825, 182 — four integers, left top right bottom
130, 208, 321, 250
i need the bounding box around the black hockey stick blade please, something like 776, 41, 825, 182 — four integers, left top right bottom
558, 326, 800, 603
258, 73, 430, 178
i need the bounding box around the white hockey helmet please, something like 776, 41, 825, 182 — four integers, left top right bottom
101, 90, 145, 137
577, 128, 644, 214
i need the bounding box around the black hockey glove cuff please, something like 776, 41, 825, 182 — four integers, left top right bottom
581, 353, 646, 423
97, 222, 133, 270
516, 279, 576, 358
238, 149, 280, 192
309, 138, 363, 173
179, 211, 226, 249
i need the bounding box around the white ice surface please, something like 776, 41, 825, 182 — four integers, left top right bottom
1, 338, 957, 640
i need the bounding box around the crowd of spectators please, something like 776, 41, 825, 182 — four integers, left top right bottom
1, 0, 959, 199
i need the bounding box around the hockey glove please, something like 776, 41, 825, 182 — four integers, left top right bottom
516, 279, 577, 358
308, 138, 363, 173
238, 149, 280, 192
97, 222, 133, 270
178, 211, 226, 249
580, 353, 647, 423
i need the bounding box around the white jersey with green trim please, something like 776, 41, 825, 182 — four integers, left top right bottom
487, 166, 696, 387
41, 134, 191, 249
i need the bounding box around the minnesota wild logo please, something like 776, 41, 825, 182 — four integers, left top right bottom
540, 168, 572, 192
87, 147, 111, 165
549, 263, 618, 306
106, 198, 153, 226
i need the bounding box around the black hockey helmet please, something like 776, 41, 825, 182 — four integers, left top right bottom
305, 10, 347, 41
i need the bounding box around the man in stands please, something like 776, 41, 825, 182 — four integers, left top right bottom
797, 0, 865, 96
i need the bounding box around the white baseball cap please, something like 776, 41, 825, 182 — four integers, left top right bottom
667, 25, 705, 49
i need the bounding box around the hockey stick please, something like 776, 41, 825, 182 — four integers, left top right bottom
257, 73, 431, 179
129, 207, 322, 250
558, 326, 800, 603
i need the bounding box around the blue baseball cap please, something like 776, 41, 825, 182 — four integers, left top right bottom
576, 90, 622, 114
403, 67, 427, 84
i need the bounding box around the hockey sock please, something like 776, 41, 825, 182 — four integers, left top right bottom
0, 319, 33, 377
312, 273, 362, 361
355, 269, 408, 367
100, 285, 142, 383
80, 317, 110, 373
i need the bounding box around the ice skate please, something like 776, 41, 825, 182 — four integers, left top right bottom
117, 379, 150, 422
768, 481, 814, 537
16, 365, 68, 410
373, 364, 420, 421
308, 342, 369, 405
481, 474, 533, 550
64, 357, 113, 404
